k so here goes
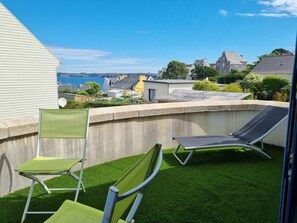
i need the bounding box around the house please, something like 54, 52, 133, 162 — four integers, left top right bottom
216, 51, 247, 74
250, 55, 294, 81
107, 89, 124, 98
110, 75, 147, 96
0, 3, 60, 120
143, 79, 196, 102
157, 67, 167, 78
194, 58, 210, 67
185, 64, 195, 80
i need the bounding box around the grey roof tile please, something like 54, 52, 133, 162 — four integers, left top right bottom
251, 55, 294, 74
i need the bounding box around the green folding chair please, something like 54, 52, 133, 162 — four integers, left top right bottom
44, 143, 163, 223
15, 109, 90, 223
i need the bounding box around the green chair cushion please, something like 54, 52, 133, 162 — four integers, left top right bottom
15, 156, 82, 174
45, 200, 127, 223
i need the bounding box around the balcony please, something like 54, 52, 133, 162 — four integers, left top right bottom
0, 100, 288, 222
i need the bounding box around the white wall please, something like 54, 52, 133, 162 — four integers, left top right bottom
0, 3, 60, 120
144, 82, 169, 101
144, 82, 195, 101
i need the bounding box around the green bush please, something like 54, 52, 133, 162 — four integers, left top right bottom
62, 88, 72, 93
259, 76, 290, 100
63, 100, 84, 109
216, 70, 246, 84
241, 74, 263, 98
192, 80, 220, 91
84, 100, 122, 108
223, 83, 243, 93
77, 91, 89, 96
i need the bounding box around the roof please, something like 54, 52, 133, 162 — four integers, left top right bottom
154, 89, 250, 102
251, 55, 294, 74
111, 77, 139, 90
224, 51, 246, 63
144, 80, 196, 84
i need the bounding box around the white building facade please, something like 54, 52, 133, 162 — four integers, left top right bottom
143, 80, 196, 102
0, 3, 60, 120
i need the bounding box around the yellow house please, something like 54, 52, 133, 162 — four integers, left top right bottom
134, 75, 147, 95
110, 75, 147, 96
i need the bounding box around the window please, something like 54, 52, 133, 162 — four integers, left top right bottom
149, 89, 156, 101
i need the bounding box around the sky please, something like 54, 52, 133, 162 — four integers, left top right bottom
1, 0, 297, 73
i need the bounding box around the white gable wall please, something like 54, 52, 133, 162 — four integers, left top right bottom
0, 3, 60, 120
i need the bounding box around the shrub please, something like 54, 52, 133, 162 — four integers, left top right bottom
216, 70, 246, 84
63, 100, 84, 109
223, 83, 243, 93
62, 88, 72, 93
259, 76, 290, 100
77, 91, 89, 96
273, 92, 289, 102
241, 74, 263, 98
84, 100, 122, 108
192, 80, 220, 91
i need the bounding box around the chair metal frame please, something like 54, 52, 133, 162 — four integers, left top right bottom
173, 106, 288, 165
17, 109, 90, 222
44, 144, 162, 223
102, 144, 162, 223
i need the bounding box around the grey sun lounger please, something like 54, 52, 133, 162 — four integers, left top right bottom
173, 106, 288, 165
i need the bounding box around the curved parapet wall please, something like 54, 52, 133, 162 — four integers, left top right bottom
0, 100, 288, 196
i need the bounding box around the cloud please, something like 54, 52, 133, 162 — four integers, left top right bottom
48, 46, 110, 60
237, 0, 297, 18
236, 12, 289, 17
218, 9, 228, 17
258, 0, 297, 16
47, 46, 154, 73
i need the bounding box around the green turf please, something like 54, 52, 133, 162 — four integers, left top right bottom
1, 145, 284, 223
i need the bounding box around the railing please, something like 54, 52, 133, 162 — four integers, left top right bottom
0, 100, 288, 196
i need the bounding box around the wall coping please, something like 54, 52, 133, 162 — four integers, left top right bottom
0, 100, 289, 140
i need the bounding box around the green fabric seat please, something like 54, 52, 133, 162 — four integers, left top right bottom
15, 156, 82, 174
45, 200, 127, 223
44, 144, 163, 223
15, 109, 90, 223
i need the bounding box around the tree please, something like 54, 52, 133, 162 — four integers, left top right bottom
192, 80, 220, 91
161, 60, 188, 79
85, 82, 101, 95
194, 65, 218, 80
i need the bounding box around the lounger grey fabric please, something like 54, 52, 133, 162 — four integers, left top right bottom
173, 106, 288, 165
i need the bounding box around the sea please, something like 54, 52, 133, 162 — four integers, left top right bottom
57, 76, 105, 87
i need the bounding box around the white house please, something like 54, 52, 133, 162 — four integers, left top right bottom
143, 80, 196, 102
0, 3, 60, 120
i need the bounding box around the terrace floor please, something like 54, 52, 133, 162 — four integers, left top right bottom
1, 145, 284, 223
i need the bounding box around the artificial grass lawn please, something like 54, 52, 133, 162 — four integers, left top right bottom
1, 145, 284, 223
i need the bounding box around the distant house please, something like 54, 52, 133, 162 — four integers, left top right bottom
110, 75, 147, 96
185, 64, 195, 80
143, 79, 196, 102
194, 58, 210, 67
216, 51, 247, 74
250, 55, 294, 81
157, 67, 167, 78
0, 3, 60, 120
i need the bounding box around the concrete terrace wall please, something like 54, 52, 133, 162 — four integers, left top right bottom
0, 100, 288, 196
